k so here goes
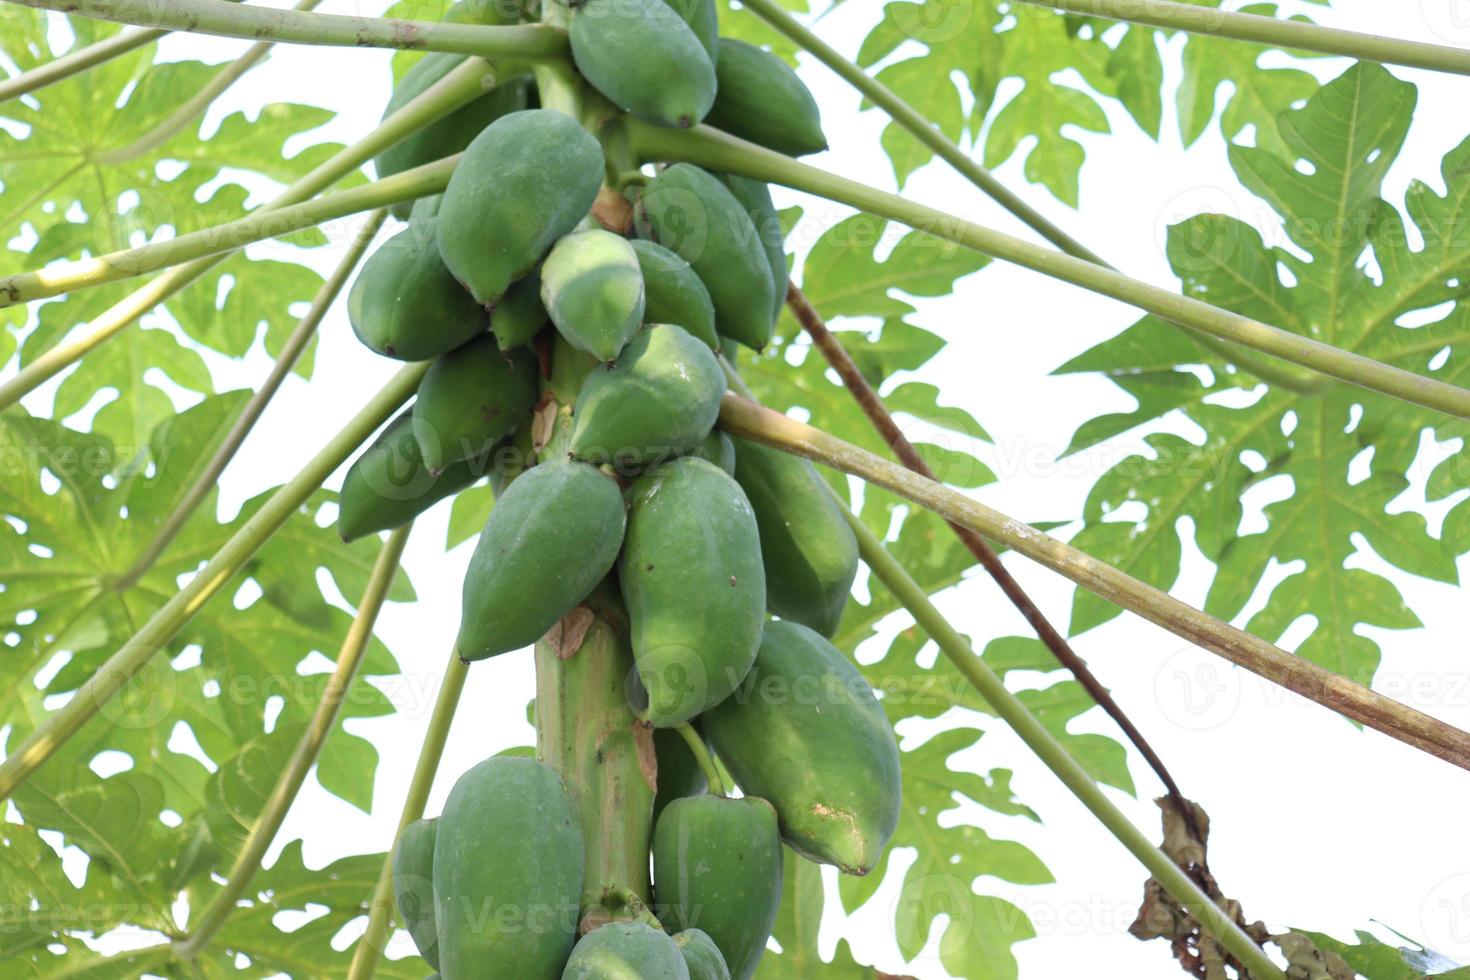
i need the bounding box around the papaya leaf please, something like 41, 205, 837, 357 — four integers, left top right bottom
756, 850, 892, 978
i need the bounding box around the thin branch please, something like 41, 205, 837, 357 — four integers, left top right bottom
173, 523, 413, 962
840, 498, 1287, 980
716, 393, 1470, 771
0, 362, 428, 802
674, 723, 727, 798
0, 56, 499, 413
630, 122, 1470, 420
1016, 0, 1470, 77
780, 284, 1201, 836
112, 210, 387, 593
346, 651, 471, 980
13, 0, 569, 62
0, 26, 163, 103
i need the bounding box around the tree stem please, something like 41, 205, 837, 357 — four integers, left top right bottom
0, 26, 164, 103
0, 362, 428, 802
173, 523, 412, 962
630, 122, 1470, 419
716, 393, 1470, 771
674, 723, 725, 798
347, 650, 470, 980
840, 500, 1287, 980
1016, 0, 1470, 76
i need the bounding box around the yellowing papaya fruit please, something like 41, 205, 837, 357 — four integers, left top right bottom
562, 921, 690, 979
695, 430, 736, 476
630, 240, 718, 351
438, 109, 604, 306
654, 796, 781, 980
636, 165, 775, 351
374, 55, 531, 220
619, 458, 765, 726
672, 930, 730, 980
569, 323, 725, 468
433, 757, 583, 976
718, 175, 788, 323
492, 267, 549, 351
706, 39, 826, 157
411, 335, 537, 474
651, 726, 707, 826
392, 817, 439, 970
659, 0, 719, 66
457, 460, 626, 660
568, 0, 715, 130
701, 621, 900, 875
730, 438, 857, 637
338, 411, 490, 543
540, 229, 646, 362
348, 219, 487, 362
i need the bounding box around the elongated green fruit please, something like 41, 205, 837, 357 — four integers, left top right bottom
672, 930, 730, 980
654, 796, 781, 980
718, 175, 787, 322
433, 757, 583, 976
492, 268, 549, 351
568, 0, 715, 129
695, 429, 735, 476
392, 818, 439, 970
412, 335, 537, 474
458, 460, 627, 660
630, 240, 719, 351
730, 438, 857, 637
563, 921, 690, 979
659, 0, 718, 65
636, 165, 775, 350
374, 54, 530, 219
348, 219, 487, 362
541, 229, 646, 361
439, 109, 605, 305
652, 727, 707, 826
338, 411, 490, 542
702, 620, 899, 875
620, 457, 765, 726
706, 39, 825, 156
569, 323, 725, 467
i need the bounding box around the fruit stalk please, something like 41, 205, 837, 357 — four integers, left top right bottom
0, 26, 164, 103
673, 724, 726, 797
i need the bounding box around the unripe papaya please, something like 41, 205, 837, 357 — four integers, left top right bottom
702, 621, 900, 875
412, 335, 537, 474
695, 430, 736, 476
410, 193, 442, 221
630, 240, 718, 351
672, 930, 731, 980
569, 323, 724, 468
562, 921, 689, 979
492, 268, 549, 351
348, 219, 487, 362
706, 39, 826, 157
718, 175, 788, 322
458, 460, 626, 660
636, 165, 775, 350
651, 726, 707, 826
568, 0, 715, 130
433, 757, 583, 976
730, 438, 857, 637
659, 0, 719, 66
654, 796, 781, 980
438, 110, 604, 306
620, 458, 765, 726
338, 411, 489, 542
392, 818, 439, 969
374, 55, 531, 220
541, 229, 646, 362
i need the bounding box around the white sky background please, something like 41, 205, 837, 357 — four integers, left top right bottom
17, 0, 1470, 976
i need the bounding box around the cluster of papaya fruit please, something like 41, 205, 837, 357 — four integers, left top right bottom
335, 1, 901, 976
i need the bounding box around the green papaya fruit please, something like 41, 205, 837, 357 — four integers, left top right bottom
374, 54, 531, 220
438, 109, 604, 306
411, 335, 538, 474
718, 175, 787, 322
702, 620, 900, 875
392, 818, 439, 970
569, 323, 725, 468
410, 193, 442, 221
636, 165, 775, 350
630, 240, 719, 351
433, 757, 582, 976
338, 411, 489, 543
568, 0, 715, 130
705, 39, 826, 157
562, 921, 690, 979
458, 460, 627, 660
492, 267, 549, 351
348, 219, 487, 362
672, 930, 730, 980
658, 0, 718, 65
654, 796, 781, 980
651, 726, 707, 826
619, 458, 765, 726
730, 438, 857, 637
541, 229, 646, 362
695, 430, 736, 476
